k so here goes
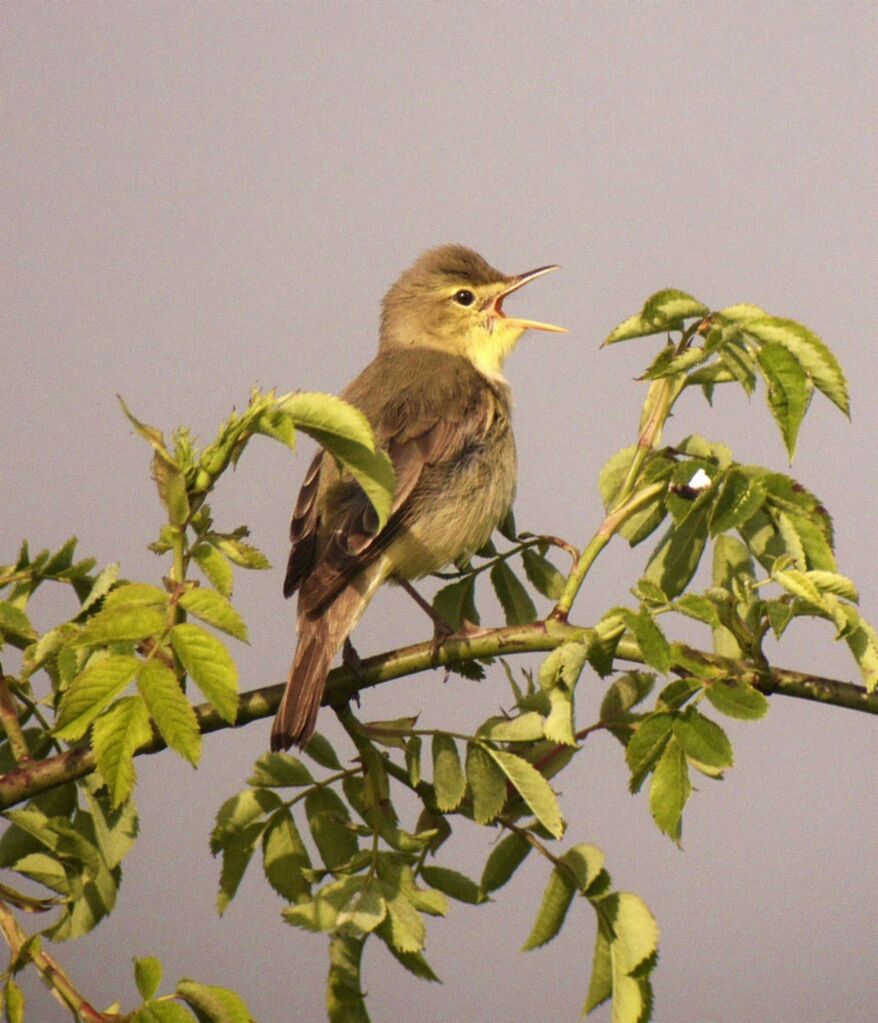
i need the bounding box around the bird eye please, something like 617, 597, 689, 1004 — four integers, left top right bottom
453, 289, 475, 307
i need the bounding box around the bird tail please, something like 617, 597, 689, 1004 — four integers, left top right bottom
271, 564, 385, 751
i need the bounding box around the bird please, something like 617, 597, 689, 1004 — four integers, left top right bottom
271, 244, 565, 751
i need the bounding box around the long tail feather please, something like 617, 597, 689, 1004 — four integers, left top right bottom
271, 564, 385, 750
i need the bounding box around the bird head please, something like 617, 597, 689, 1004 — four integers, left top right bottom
379, 245, 566, 379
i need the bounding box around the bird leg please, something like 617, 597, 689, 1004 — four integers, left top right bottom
396, 579, 492, 663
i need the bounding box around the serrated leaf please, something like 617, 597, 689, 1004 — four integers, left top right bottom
72, 604, 167, 647
211, 788, 281, 854
77, 563, 120, 616
625, 713, 673, 793
137, 659, 201, 765
490, 561, 537, 625
478, 712, 544, 743
744, 316, 849, 416
465, 742, 507, 824
592, 891, 659, 1023
54, 654, 142, 740
522, 866, 575, 950
480, 832, 531, 895
431, 734, 467, 812
756, 342, 812, 460
704, 680, 769, 720
538, 641, 588, 692
92, 697, 153, 806
643, 494, 711, 599
623, 609, 671, 674
179, 589, 248, 642
170, 623, 238, 723
193, 543, 234, 598
805, 570, 858, 602
248, 751, 314, 788
217, 819, 264, 915
283, 875, 363, 934
709, 470, 766, 537
600, 672, 655, 722
604, 289, 708, 344
485, 747, 563, 838
649, 737, 690, 842
301, 732, 343, 770
134, 956, 163, 1001
673, 709, 733, 768
133, 1001, 194, 1023
431, 575, 478, 629
337, 885, 387, 934
584, 927, 613, 1014
521, 548, 566, 600
211, 536, 270, 570
281, 392, 397, 531
673, 594, 721, 628
262, 808, 312, 903
103, 583, 170, 610
380, 883, 426, 954
419, 865, 482, 905
175, 979, 251, 1023
305, 787, 358, 870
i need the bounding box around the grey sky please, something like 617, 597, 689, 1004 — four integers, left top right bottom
2, 3, 876, 1021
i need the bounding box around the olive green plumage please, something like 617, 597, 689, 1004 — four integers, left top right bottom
271, 245, 563, 751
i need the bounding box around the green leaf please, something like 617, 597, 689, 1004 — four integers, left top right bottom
132, 1001, 194, 1023
561, 843, 606, 894
600, 672, 655, 722
431, 575, 478, 629
465, 742, 507, 824
77, 563, 120, 616
591, 891, 659, 1023
170, 623, 238, 723
379, 882, 426, 954
248, 751, 314, 788
538, 641, 588, 692
304, 787, 358, 870
137, 659, 201, 765
217, 820, 265, 915
431, 735, 467, 812
744, 316, 849, 416
485, 748, 564, 838
419, 865, 482, 905
262, 808, 312, 904
281, 392, 397, 531
649, 737, 690, 842
71, 604, 167, 647
709, 469, 766, 536
179, 589, 248, 642
4, 978, 25, 1023
673, 708, 733, 768
625, 713, 673, 792
756, 342, 812, 460
604, 289, 709, 344
480, 832, 532, 895
805, 570, 859, 602
521, 548, 566, 600
301, 732, 343, 770
175, 979, 251, 1023
211, 535, 270, 570
54, 654, 141, 741
283, 875, 363, 934
337, 885, 388, 934
584, 927, 613, 1014
704, 680, 769, 720
211, 788, 281, 854
193, 543, 234, 598
643, 493, 711, 599
103, 583, 169, 610
478, 712, 544, 743
673, 594, 721, 628
92, 696, 153, 806
522, 866, 575, 950
490, 561, 537, 625
134, 956, 163, 1001
623, 609, 671, 674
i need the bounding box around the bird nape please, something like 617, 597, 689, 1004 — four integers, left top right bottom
271, 244, 565, 751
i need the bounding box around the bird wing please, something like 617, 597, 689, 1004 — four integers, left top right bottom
284, 348, 500, 615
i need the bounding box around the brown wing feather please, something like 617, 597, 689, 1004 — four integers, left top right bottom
287, 349, 497, 615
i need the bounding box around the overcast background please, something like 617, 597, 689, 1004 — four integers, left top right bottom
2, 3, 877, 1022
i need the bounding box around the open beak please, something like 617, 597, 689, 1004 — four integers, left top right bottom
490, 264, 567, 333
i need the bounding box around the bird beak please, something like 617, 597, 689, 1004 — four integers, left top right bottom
490, 265, 567, 333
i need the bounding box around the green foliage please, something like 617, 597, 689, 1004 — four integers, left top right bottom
0, 297, 872, 1023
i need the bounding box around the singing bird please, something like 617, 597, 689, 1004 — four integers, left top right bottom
271, 245, 565, 751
